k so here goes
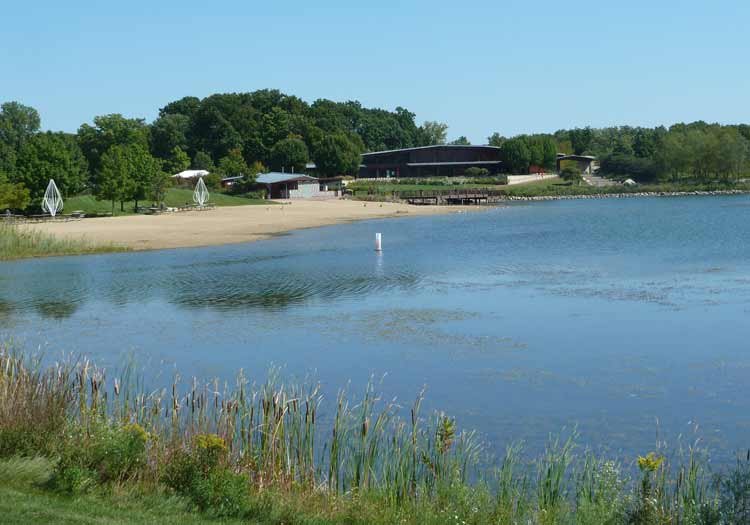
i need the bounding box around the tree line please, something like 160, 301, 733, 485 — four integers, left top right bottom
548, 122, 750, 183
3, 91, 750, 212
485, 122, 750, 182
0, 91, 455, 212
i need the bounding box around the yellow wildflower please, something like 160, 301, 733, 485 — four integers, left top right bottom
637, 452, 664, 473
195, 433, 228, 453
123, 422, 149, 444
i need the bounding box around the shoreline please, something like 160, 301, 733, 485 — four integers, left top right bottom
13, 190, 750, 257
20, 199, 473, 253
502, 188, 750, 201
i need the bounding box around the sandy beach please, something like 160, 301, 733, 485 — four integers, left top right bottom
24, 199, 469, 251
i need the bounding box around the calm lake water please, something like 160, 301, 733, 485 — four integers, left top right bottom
2, 196, 750, 463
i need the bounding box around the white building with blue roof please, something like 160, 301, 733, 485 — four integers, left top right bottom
256, 172, 323, 199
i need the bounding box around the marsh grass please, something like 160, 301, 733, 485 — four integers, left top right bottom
0, 223, 125, 260
0, 347, 748, 524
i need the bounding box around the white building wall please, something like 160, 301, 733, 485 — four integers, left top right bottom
288, 181, 321, 198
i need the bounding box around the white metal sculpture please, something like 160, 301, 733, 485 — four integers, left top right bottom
193, 177, 209, 207
42, 179, 64, 217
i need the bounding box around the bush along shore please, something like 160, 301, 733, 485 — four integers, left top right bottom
0, 223, 125, 261
2, 349, 750, 524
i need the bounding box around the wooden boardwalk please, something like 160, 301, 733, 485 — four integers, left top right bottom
400, 189, 506, 205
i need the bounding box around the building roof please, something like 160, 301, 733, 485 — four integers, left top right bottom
406, 160, 502, 167
362, 144, 501, 157
173, 169, 210, 179
556, 154, 597, 160
256, 172, 318, 185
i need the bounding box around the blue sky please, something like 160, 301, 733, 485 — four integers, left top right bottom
2, 0, 748, 143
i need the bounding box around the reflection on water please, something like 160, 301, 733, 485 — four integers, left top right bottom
1, 196, 750, 462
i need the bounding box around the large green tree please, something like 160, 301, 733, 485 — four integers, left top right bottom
569, 127, 593, 155
96, 143, 161, 212
269, 138, 308, 173
97, 145, 132, 214
216, 148, 251, 184
15, 132, 88, 200
0, 170, 30, 211
78, 114, 149, 176
417, 121, 448, 146
487, 132, 507, 148
0, 102, 40, 151
313, 133, 363, 177
150, 113, 190, 159
162, 146, 191, 175
500, 137, 531, 174
128, 144, 163, 210
192, 151, 215, 171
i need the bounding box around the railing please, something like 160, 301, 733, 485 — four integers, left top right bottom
350, 188, 508, 205
1, 211, 88, 223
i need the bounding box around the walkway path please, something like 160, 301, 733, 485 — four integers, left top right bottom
583, 173, 619, 187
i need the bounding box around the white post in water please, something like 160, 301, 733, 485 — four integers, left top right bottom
42, 179, 63, 217
193, 177, 209, 207
375, 232, 382, 252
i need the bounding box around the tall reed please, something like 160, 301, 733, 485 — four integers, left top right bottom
0, 223, 122, 260
1, 346, 747, 524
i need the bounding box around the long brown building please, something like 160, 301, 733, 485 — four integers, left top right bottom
359, 145, 503, 178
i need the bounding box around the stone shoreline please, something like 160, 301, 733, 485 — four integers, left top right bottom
503, 189, 750, 201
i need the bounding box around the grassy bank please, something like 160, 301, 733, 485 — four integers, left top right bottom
349, 176, 750, 201
0, 224, 125, 261
1, 349, 750, 524
499, 178, 750, 198
66, 188, 268, 217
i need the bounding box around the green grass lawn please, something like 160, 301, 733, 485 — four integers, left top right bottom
66, 188, 267, 217
0, 485, 248, 525
0, 457, 243, 525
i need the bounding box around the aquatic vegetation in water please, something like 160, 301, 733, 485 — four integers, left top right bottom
0, 223, 124, 260
2, 347, 750, 523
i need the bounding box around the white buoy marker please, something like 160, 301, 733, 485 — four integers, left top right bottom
375, 232, 382, 252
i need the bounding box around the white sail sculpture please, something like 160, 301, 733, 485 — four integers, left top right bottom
193, 177, 209, 207
42, 179, 64, 217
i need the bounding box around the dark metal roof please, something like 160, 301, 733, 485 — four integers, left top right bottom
556, 154, 597, 160
362, 144, 501, 157
406, 160, 502, 167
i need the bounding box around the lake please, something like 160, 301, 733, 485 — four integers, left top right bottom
2, 195, 750, 463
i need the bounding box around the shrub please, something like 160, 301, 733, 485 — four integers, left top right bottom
51, 421, 149, 493
464, 167, 490, 178
0, 427, 54, 458
93, 422, 149, 482
192, 468, 249, 517
229, 188, 267, 200
560, 165, 583, 184
467, 175, 507, 185
575, 458, 630, 525
162, 434, 247, 517
204, 172, 223, 190
194, 434, 228, 472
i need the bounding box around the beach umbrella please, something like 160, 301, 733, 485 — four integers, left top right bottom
42, 179, 64, 217
193, 177, 209, 207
